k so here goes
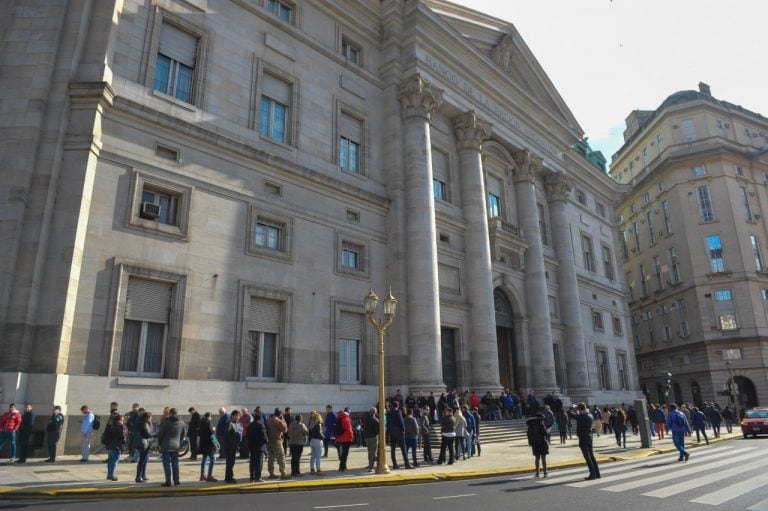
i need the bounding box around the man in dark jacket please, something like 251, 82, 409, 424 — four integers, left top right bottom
219, 409, 241, 483
44, 406, 64, 462
576, 402, 600, 480
187, 406, 201, 461
15, 404, 35, 463
386, 401, 410, 469
157, 408, 187, 487
361, 407, 379, 472
246, 411, 268, 482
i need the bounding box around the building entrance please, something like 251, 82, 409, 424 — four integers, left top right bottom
494, 289, 518, 392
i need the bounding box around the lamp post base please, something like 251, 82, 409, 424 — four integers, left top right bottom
375, 464, 391, 475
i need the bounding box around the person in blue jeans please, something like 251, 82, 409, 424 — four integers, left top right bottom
666, 403, 692, 462
102, 414, 127, 481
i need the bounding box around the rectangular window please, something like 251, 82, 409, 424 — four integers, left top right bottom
597, 349, 610, 390
662, 325, 672, 341
341, 38, 361, 65
613, 316, 623, 335
719, 314, 738, 331
697, 185, 715, 222
621, 230, 630, 260
249, 332, 277, 379
433, 179, 447, 201
602, 245, 614, 280
632, 221, 641, 252
431, 148, 449, 202
153, 23, 197, 104
576, 189, 587, 205
338, 338, 360, 384
668, 247, 681, 284
341, 245, 360, 270
682, 118, 697, 142
653, 256, 663, 292
617, 353, 629, 390
267, 0, 293, 22
706, 234, 725, 272
626, 271, 634, 301
752, 235, 764, 271
339, 112, 363, 173
582, 235, 595, 272
661, 200, 672, 235
643, 191, 651, 204
680, 320, 689, 337
592, 310, 604, 331
692, 165, 706, 177
119, 278, 172, 377
596, 202, 606, 218
646, 211, 656, 245
639, 263, 649, 297
141, 188, 179, 226
538, 204, 549, 246
247, 296, 281, 380
255, 221, 282, 251
259, 72, 292, 144
741, 186, 753, 221
488, 193, 501, 218
656, 132, 664, 152
714, 289, 733, 301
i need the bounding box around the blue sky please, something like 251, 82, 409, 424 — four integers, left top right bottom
450, 0, 767, 169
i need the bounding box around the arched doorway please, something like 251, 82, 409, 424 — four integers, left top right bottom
734, 376, 758, 409
691, 381, 702, 407
673, 382, 683, 405
494, 289, 518, 392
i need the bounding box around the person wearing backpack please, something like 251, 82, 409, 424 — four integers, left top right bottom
527, 413, 549, 478
665, 403, 692, 462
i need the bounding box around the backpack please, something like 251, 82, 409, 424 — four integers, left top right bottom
674, 412, 685, 427
92, 414, 101, 431
333, 418, 343, 437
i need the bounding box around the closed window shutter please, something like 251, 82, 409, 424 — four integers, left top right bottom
159, 23, 197, 67
125, 278, 172, 324
338, 311, 362, 340
250, 297, 282, 333
486, 176, 501, 197
339, 113, 362, 143
261, 72, 291, 105
431, 148, 447, 181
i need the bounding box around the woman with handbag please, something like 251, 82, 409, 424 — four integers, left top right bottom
134, 411, 153, 483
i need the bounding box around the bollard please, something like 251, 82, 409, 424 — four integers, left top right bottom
635, 398, 652, 448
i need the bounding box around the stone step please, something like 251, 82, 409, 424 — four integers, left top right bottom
428, 418, 532, 445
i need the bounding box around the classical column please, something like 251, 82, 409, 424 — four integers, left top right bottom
544, 171, 593, 400
454, 111, 501, 392
512, 149, 558, 393
398, 74, 445, 392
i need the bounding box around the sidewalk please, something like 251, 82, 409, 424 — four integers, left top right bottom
0, 428, 740, 500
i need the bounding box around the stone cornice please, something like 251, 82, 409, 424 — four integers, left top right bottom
453, 111, 492, 152
399, 73, 443, 121
543, 170, 573, 203
511, 148, 542, 183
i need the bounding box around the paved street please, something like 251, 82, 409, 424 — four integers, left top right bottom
0, 425, 748, 508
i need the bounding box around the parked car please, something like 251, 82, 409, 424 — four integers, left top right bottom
741, 408, 768, 438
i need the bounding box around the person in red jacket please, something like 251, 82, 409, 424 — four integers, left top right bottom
0, 403, 23, 461
335, 408, 354, 472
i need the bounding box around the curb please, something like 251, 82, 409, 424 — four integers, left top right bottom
0, 435, 737, 500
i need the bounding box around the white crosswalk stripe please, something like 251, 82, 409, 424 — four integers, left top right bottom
534, 443, 768, 509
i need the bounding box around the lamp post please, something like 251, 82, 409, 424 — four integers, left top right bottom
364, 287, 397, 475
726, 360, 741, 423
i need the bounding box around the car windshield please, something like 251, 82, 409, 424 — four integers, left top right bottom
746, 410, 768, 418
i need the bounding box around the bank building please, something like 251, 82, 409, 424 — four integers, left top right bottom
0, 0, 638, 450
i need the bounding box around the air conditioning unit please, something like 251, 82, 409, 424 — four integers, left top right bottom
755, 214, 761, 220
140, 202, 161, 219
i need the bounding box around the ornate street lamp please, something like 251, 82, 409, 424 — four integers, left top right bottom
364, 287, 397, 475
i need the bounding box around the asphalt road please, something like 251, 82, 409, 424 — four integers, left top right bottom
4, 439, 767, 511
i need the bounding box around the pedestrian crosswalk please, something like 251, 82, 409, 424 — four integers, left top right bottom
534, 443, 768, 509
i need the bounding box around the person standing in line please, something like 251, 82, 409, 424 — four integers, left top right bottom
288, 414, 308, 476
462, 405, 475, 458
555, 407, 569, 444
419, 405, 433, 464
215, 408, 229, 439
282, 406, 294, 456
79, 405, 95, 462
666, 403, 692, 462
361, 407, 379, 472
307, 410, 325, 475
471, 407, 482, 456
246, 411, 268, 482
576, 402, 600, 480
15, 404, 35, 463
0, 404, 22, 462
612, 407, 627, 448
453, 408, 467, 461
527, 413, 549, 478
133, 411, 153, 483
335, 407, 354, 472
386, 401, 409, 469
323, 405, 337, 459
218, 409, 240, 483
125, 403, 141, 462
266, 408, 289, 479
238, 408, 253, 459
103, 414, 127, 481
436, 407, 456, 465
404, 408, 419, 468
44, 405, 64, 463
198, 412, 218, 482
157, 407, 187, 487
187, 406, 201, 461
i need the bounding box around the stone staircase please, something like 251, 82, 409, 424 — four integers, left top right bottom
429, 418, 529, 446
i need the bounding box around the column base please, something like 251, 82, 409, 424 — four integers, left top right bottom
408, 383, 447, 395
469, 383, 504, 395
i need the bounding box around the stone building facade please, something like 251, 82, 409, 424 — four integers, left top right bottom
611, 83, 768, 410
0, 0, 637, 451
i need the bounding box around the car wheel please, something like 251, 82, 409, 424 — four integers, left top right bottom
753, 434, 758, 438
743, 433, 748, 438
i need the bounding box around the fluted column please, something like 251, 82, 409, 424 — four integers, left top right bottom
544, 171, 592, 400
399, 74, 445, 392
512, 149, 558, 393
454, 111, 501, 392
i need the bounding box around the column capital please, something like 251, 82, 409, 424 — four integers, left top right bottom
511, 148, 542, 183
544, 170, 573, 203
399, 74, 443, 121
453, 111, 492, 152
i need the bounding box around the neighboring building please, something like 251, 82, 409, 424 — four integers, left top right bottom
611, 82, 768, 410
0, 0, 637, 451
